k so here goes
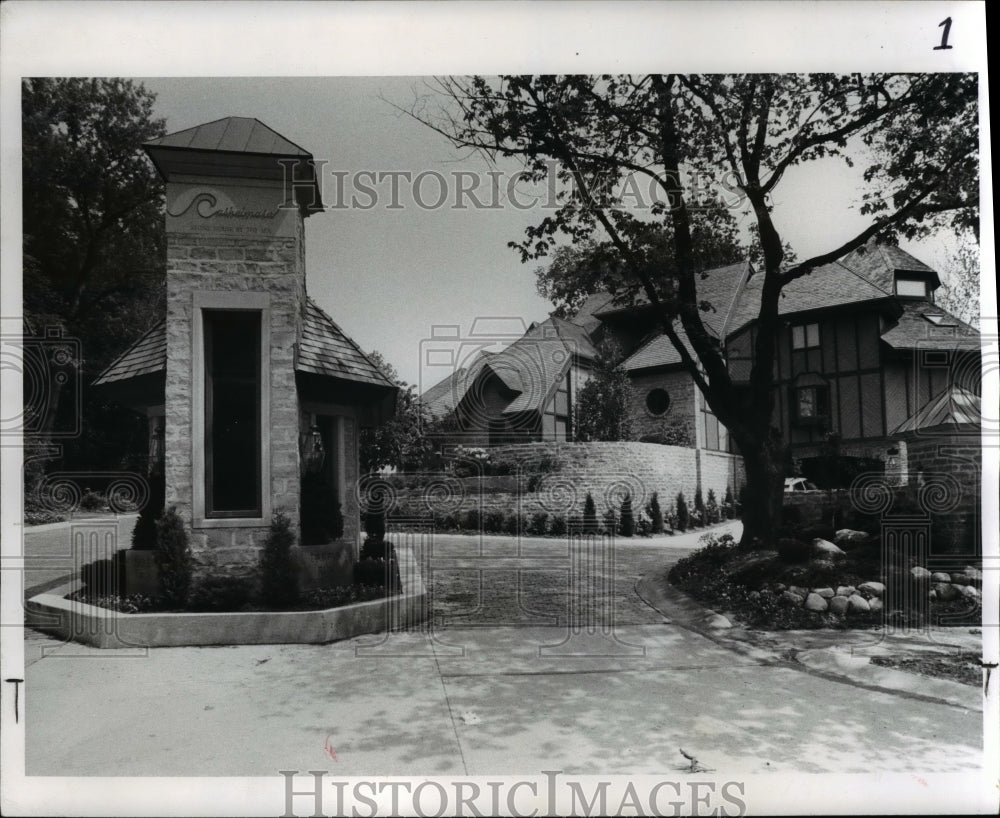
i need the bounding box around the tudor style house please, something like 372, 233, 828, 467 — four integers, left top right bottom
93, 117, 396, 582
423, 241, 980, 483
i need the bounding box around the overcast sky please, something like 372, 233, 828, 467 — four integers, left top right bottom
139, 75, 969, 390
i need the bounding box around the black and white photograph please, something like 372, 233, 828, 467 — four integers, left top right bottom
1, 2, 996, 815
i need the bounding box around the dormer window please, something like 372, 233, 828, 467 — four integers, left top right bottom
895, 274, 930, 299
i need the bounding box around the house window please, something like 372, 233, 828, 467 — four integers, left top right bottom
792, 382, 830, 426
791, 322, 820, 350
646, 388, 671, 416
895, 275, 928, 298
204, 310, 262, 517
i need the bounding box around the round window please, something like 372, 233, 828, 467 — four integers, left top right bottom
646, 388, 670, 416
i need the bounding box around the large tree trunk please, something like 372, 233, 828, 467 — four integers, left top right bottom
735, 432, 787, 547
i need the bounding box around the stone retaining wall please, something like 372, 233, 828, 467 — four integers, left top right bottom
378, 441, 744, 520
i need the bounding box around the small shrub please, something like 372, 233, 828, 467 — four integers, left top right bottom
646, 492, 664, 534
484, 510, 505, 533
131, 473, 166, 550
79, 488, 106, 512
463, 507, 481, 532
528, 511, 549, 536
637, 515, 651, 537
260, 512, 299, 607
503, 513, 525, 535
548, 515, 567, 537
80, 553, 126, 597
675, 492, 689, 532
619, 493, 635, 537
441, 513, 459, 531
706, 489, 719, 525
694, 486, 705, 516
364, 506, 387, 542
776, 538, 812, 564
526, 474, 543, 493
602, 507, 617, 535
155, 507, 192, 607
583, 493, 599, 534
302, 584, 389, 608
188, 575, 255, 612
723, 485, 735, 520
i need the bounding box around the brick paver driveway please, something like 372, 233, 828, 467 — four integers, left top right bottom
419, 528, 729, 629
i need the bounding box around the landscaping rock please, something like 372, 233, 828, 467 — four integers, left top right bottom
835, 585, 856, 597
804, 593, 829, 612
812, 538, 845, 558
928, 588, 937, 601
949, 572, 971, 585
933, 582, 958, 601
780, 591, 805, 607
705, 614, 733, 629
828, 595, 850, 615
868, 597, 884, 613
834, 529, 872, 549
964, 566, 983, 586
858, 581, 885, 599
788, 585, 810, 598
812, 587, 835, 598
959, 585, 981, 601
931, 572, 952, 583
847, 594, 871, 613
910, 566, 931, 581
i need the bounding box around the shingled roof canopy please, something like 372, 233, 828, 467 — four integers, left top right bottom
144, 116, 323, 213
891, 385, 980, 434
93, 298, 395, 409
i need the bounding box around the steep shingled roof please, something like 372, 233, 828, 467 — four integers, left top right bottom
880, 301, 980, 351
298, 300, 396, 387
92, 320, 166, 385
594, 261, 752, 340
92, 298, 393, 390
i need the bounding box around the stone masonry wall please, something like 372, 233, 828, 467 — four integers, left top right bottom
627, 369, 697, 445
165, 229, 304, 580
380, 441, 744, 521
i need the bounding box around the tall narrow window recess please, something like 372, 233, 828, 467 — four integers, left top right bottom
204, 310, 262, 517
791, 322, 820, 350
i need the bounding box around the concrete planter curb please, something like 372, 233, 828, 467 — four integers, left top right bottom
26, 542, 426, 649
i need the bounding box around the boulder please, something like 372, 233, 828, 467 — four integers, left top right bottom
964, 566, 983, 586
812, 587, 836, 599
828, 595, 850, 615
705, 614, 733, 629
928, 588, 938, 601
949, 572, 971, 585
836, 585, 856, 597
910, 566, 931, 581
847, 594, 871, 613
804, 593, 829, 612
788, 585, 810, 598
858, 581, 886, 599
812, 538, 845, 558
868, 597, 884, 613
931, 572, 952, 583
780, 591, 805, 607
933, 582, 958, 601
834, 529, 872, 549
958, 585, 980, 601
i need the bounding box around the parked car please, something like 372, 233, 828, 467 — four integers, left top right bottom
784, 477, 818, 492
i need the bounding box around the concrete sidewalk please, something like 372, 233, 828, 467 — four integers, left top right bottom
20, 521, 985, 778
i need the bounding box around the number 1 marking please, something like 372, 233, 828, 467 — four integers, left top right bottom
934, 17, 953, 50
